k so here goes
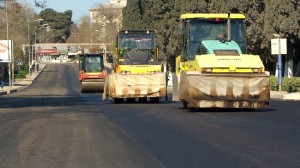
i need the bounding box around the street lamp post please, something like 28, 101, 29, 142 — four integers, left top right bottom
273, 33, 282, 92
40, 26, 50, 45
101, 20, 115, 56
34, 24, 49, 67
28, 18, 44, 76
37, 24, 49, 43
4, 0, 12, 93
41, 26, 51, 61
76, 34, 80, 45
71, 32, 80, 51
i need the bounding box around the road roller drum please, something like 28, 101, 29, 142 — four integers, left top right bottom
81, 80, 104, 93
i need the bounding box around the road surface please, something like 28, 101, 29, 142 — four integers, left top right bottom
0, 63, 299, 168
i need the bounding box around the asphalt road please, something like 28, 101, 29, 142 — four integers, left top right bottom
0, 63, 299, 168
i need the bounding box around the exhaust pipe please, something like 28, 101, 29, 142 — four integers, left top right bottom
227, 13, 231, 42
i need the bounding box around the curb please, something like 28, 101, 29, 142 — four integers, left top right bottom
270, 91, 300, 101
283, 93, 300, 100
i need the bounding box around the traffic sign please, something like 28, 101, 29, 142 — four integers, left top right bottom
271, 38, 287, 55
16, 59, 23, 65
0, 40, 12, 62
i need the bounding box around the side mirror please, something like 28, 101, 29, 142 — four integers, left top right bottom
106, 53, 113, 63
175, 45, 181, 55
156, 45, 160, 51
180, 55, 187, 62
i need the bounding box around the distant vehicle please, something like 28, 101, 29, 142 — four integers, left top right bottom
79, 53, 107, 93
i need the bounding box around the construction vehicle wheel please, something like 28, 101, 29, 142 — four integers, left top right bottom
114, 98, 124, 104
126, 98, 135, 103
150, 97, 159, 103
183, 101, 188, 109
139, 97, 147, 103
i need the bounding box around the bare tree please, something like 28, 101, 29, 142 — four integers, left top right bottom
77, 15, 92, 43
0, 0, 35, 63
91, 4, 123, 51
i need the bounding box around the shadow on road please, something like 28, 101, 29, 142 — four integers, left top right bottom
0, 95, 88, 109
178, 107, 274, 113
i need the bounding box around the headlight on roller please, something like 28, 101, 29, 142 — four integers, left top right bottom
150, 71, 160, 73
253, 69, 259, 73
121, 70, 131, 74
201, 68, 212, 73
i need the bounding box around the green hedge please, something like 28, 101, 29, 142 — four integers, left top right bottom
14, 69, 28, 79
270, 76, 300, 92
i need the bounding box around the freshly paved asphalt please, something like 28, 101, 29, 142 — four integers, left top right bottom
0, 63, 299, 168
0, 64, 161, 168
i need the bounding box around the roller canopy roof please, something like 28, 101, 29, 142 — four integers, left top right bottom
181, 13, 246, 19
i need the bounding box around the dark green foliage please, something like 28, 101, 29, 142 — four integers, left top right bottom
270, 76, 300, 92
34, 0, 46, 8
270, 76, 278, 91
14, 68, 27, 79
122, 0, 143, 29
39, 8, 73, 43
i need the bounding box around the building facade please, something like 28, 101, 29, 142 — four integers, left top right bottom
89, 0, 127, 52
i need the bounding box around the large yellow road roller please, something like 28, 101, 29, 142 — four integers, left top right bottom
173, 13, 270, 109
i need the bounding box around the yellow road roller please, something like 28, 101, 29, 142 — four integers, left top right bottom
172, 13, 270, 109
103, 30, 167, 103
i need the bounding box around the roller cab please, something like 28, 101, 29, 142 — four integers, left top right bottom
79, 53, 107, 93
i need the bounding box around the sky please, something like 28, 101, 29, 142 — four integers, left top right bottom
27, 0, 109, 23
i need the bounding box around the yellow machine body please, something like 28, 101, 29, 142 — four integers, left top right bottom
103, 30, 167, 103
173, 13, 270, 108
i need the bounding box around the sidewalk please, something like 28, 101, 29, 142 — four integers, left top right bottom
270, 91, 300, 101
0, 64, 46, 95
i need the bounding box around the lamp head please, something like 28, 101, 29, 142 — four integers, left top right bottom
36, 18, 44, 22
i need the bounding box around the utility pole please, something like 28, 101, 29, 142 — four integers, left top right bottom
5, 0, 12, 93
